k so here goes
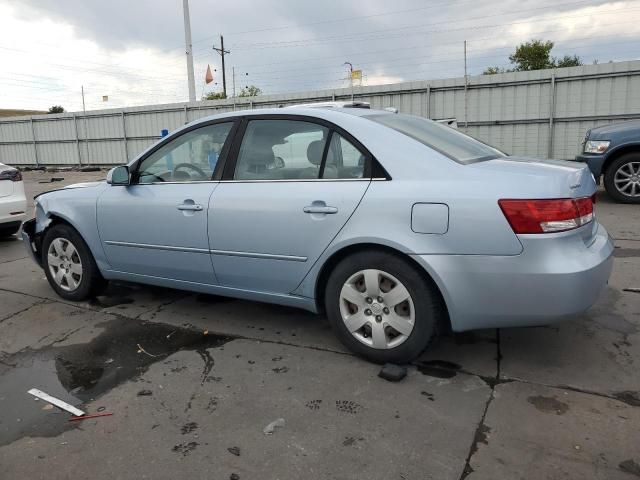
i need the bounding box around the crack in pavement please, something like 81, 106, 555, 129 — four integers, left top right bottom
133, 295, 188, 320
0, 298, 48, 324
459, 329, 500, 480
0, 287, 103, 315
2, 284, 635, 405
0, 255, 28, 265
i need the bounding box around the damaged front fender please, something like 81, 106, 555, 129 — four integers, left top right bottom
21, 218, 43, 268
21, 202, 54, 268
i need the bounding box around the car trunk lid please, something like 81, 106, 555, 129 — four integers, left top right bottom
469, 156, 596, 199
0, 179, 14, 198
469, 156, 598, 242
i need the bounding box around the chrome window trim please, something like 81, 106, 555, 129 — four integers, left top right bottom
137, 178, 387, 185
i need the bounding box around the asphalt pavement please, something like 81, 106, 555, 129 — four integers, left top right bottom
0, 170, 638, 480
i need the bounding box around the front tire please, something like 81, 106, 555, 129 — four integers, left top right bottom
604, 153, 640, 204
325, 250, 444, 364
42, 224, 105, 301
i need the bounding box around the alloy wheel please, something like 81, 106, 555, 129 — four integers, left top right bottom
614, 161, 640, 197
339, 269, 415, 349
47, 237, 83, 291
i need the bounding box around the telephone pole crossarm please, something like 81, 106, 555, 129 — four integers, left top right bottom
213, 35, 231, 98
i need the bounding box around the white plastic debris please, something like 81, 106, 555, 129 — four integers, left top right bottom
263, 418, 285, 435
27, 388, 85, 416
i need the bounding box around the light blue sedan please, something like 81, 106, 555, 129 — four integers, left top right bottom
22, 106, 614, 363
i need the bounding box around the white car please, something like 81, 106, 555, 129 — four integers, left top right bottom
0, 162, 27, 237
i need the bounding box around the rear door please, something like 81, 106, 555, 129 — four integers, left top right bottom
207, 116, 372, 294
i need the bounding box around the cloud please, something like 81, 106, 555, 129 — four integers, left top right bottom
1, 0, 638, 111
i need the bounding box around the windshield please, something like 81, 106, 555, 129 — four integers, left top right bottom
365, 113, 505, 164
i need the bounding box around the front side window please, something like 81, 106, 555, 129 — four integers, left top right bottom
234, 120, 329, 180
365, 113, 504, 164
137, 122, 233, 183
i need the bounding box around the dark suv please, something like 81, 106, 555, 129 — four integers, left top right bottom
575, 120, 640, 203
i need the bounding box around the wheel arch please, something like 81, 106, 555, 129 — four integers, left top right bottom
313, 242, 452, 333
37, 210, 110, 272
602, 144, 640, 176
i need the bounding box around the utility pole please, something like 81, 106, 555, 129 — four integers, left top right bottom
81, 85, 89, 165
232, 67, 236, 98
232, 66, 236, 111
182, 0, 196, 102
463, 40, 468, 130
213, 35, 230, 98
344, 61, 354, 103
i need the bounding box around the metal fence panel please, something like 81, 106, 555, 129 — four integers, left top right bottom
1, 60, 640, 166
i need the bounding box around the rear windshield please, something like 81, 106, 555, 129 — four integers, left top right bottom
365, 113, 504, 164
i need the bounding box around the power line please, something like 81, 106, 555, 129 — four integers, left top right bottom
223, 29, 640, 80
231, 4, 640, 50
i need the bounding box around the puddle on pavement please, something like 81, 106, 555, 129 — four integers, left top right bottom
0, 317, 230, 446
89, 281, 181, 309
414, 360, 462, 379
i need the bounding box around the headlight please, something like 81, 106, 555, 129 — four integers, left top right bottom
584, 140, 610, 154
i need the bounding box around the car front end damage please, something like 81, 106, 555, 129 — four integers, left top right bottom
21, 217, 44, 267
21, 218, 40, 266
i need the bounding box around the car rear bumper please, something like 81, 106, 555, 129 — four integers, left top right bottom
0, 194, 27, 226
413, 221, 614, 331
574, 153, 606, 179
21, 218, 43, 267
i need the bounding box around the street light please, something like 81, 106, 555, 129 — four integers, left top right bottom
344, 62, 354, 102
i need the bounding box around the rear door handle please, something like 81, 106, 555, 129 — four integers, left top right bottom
303, 205, 338, 214
177, 203, 203, 211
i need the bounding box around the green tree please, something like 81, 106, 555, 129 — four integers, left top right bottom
203, 91, 226, 100
554, 54, 582, 68
483, 66, 505, 75
509, 39, 555, 71
238, 85, 262, 97
483, 39, 585, 75
48, 105, 65, 113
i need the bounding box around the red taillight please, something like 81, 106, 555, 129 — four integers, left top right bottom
0, 169, 22, 182
498, 197, 594, 234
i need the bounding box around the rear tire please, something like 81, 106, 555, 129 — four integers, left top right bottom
42, 224, 105, 301
325, 250, 444, 364
603, 153, 640, 204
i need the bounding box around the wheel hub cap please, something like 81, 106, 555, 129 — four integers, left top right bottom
339, 268, 415, 350
47, 237, 83, 292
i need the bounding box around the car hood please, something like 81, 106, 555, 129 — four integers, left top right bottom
34, 180, 106, 200
64, 181, 105, 189
588, 120, 640, 138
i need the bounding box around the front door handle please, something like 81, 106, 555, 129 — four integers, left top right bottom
177, 203, 203, 211
303, 205, 338, 214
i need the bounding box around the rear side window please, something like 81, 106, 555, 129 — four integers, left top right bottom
234, 120, 329, 180
365, 113, 504, 164
324, 133, 365, 179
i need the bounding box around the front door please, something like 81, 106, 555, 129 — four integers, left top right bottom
97, 122, 234, 284
208, 118, 370, 294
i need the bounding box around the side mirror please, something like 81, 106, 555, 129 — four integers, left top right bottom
107, 166, 130, 186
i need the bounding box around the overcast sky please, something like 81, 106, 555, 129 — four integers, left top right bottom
1, 0, 639, 111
